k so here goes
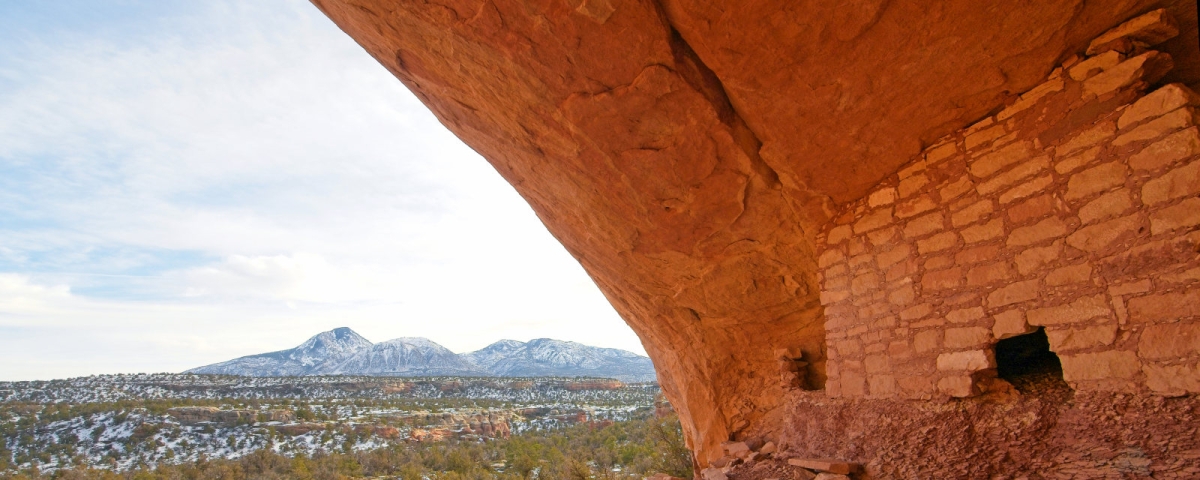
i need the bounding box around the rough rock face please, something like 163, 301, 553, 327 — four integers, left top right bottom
309, 0, 1200, 470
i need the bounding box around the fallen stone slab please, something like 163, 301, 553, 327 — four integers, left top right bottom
786, 458, 860, 475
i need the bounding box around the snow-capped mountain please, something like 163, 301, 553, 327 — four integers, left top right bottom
185, 327, 372, 376
185, 328, 656, 382
464, 339, 657, 382
325, 338, 485, 376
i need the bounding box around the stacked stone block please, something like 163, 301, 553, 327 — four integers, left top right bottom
817, 9, 1200, 399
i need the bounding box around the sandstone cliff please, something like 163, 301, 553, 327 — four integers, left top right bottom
309, 0, 1200, 475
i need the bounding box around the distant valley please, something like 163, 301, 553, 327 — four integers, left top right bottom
185, 327, 657, 382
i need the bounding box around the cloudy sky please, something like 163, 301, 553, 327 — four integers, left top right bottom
0, 1, 642, 381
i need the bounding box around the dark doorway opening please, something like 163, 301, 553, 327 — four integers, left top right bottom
995, 327, 1069, 394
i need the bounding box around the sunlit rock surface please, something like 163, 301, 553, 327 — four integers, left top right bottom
309, 0, 1200, 472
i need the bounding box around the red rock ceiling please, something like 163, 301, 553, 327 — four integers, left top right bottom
309, 0, 1199, 465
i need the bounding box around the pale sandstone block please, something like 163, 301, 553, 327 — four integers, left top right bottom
1083, 51, 1173, 98
872, 315, 898, 330
987, 280, 1040, 308
1112, 107, 1198, 147
917, 232, 959, 255
921, 266, 962, 290
824, 276, 849, 294
1068, 51, 1124, 81
858, 304, 889, 321
1066, 214, 1140, 252
848, 253, 874, 271
965, 124, 1007, 150
1007, 217, 1069, 247
960, 218, 1004, 244
1045, 263, 1093, 286
1129, 127, 1200, 171
898, 160, 927, 179
1008, 195, 1055, 224
1055, 146, 1101, 175
999, 175, 1054, 204
998, 79, 1065, 121
1066, 162, 1128, 201
1119, 84, 1200, 130
1161, 267, 1200, 284
945, 327, 992, 349
900, 304, 932, 321
868, 375, 898, 397
1060, 350, 1141, 382
825, 263, 848, 279
1108, 279, 1152, 296
970, 141, 1035, 178
965, 116, 994, 134
955, 245, 1000, 265
1028, 295, 1112, 326
888, 285, 915, 306
1112, 295, 1129, 324
911, 318, 946, 329
898, 174, 929, 198
876, 244, 910, 269
864, 227, 894, 247
787, 458, 858, 476
897, 376, 933, 399
952, 200, 994, 227
993, 309, 1035, 340
868, 188, 898, 207
1142, 160, 1200, 205
826, 225, 852, 245
936, 350, 994, 371
841, 371, 867, 396
1150, 197, 1200, 234
834, 340, 862, 356
1144, 363, 1200, 396
864, 354, 890, 373
820, 290, 849, 306
1015, 241, 1062, 275
895, 194, 936, 218
977, 156, 1050, 196
924, 254, 954, 271
1070, 51, 1123, 80
1086, 8, 1179, 56
903, 212, 944, 238
939, 176, 974, 201
1127, 289, 1200, 323
966, 262, 1013, 286
848, 237, 868, 256
946, 306, 984, 324
1057, 123, 1116, 157
1078, 189, 1133, 224
1047, 324, 1118, 351
886, 260, 915, 283
1137, 321, 1200, 360
925, 142, 959, 164
936, 375, 978, 397
818, 249, 845, 268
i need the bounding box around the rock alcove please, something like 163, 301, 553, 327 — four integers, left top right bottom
310, 1, 1200, 476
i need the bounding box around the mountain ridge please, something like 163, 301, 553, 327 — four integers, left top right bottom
185, 328, 656, 382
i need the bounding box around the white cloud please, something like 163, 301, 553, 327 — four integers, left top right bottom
0, 1, 644, 380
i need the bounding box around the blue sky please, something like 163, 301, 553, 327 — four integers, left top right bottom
0, 1, 640, 380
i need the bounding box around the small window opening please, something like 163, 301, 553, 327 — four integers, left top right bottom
994, 327, 1069, 393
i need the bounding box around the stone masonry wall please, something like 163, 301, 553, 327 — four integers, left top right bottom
816, 26, 1200, 400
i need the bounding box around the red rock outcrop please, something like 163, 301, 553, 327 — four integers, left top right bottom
308, 0, 1200, 472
